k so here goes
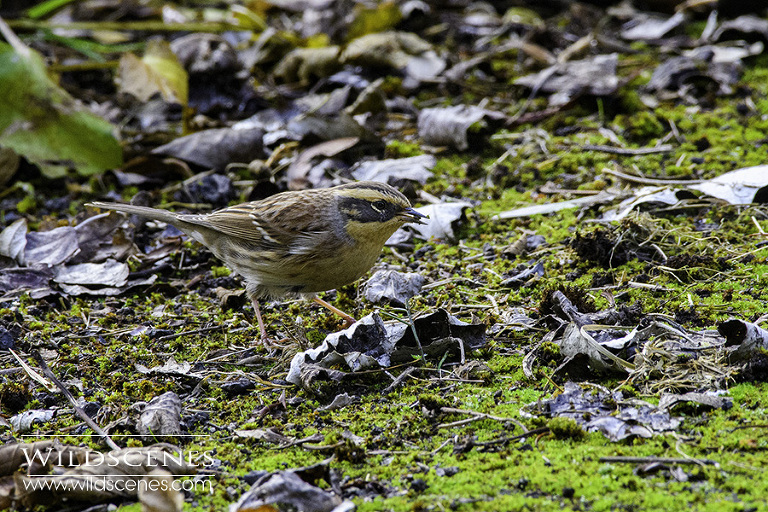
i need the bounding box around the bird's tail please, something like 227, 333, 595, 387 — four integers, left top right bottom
86, 202, 180, 225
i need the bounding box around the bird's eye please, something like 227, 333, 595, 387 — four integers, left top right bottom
372, 200, 387, 211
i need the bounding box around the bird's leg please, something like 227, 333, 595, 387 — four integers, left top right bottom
313, 296, 357, 328
251, 297, 270, 345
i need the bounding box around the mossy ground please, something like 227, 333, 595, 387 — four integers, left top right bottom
3, 33, 768, 512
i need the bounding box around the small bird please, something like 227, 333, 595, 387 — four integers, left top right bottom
88, 181, 426, 342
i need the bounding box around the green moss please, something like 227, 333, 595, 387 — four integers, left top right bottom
386, 140, 423, 158
211, 266, 231, 278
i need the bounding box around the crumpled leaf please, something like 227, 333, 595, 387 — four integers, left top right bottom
557, 323, 635, 374
418, 105, 503, 151
361, 269, 425, 306
601, 166, 768, 221
170, 33, 238, 74
24, 226, 79, 267
8, 409, 55, 433
351, 154, 435, 185
341, 31, 445, 87
712, 15, 768, 42
287, 309, 485, 386
620, 11, 685, 41
72, 212, 132, 263
719, 318, 768, 362
0, 267, 54, 296
318, 392, 358, 411
409, 202, 473, 241
658, 391, 733, 411
117, 40, 188, 105
523, 382, 682, 441
688, 165, 768, 205
0, 218, 27, 262
286, 137, 360, 190
152, 126, 265, 170
135, 357, 203, 379
284, 112, 376, 144
500, 261, 545, 287
0, 41, 122, 178
137, 392, 182, 438
58, 275, 157, 297
515, 54, 619, 106
273, 46, 341, 83
53, 259, 130, 287
231, 471, 351, 512
646, 46, 742, 97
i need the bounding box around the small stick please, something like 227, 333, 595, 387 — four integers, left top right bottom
30, 351, 120, 451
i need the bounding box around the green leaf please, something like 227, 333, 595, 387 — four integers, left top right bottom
0, 42, 122, 178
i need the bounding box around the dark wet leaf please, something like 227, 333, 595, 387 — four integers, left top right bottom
0, 267, 54, 295
646, 47, 742, 97
524, 382, 681, 441
170, 33, 239, 74
501, 261, 545, 287
152, 126, 265, 170
287, 309, 485, 385
181, 173, 235, 206
712, 15, 768, 42
286, 137, 360, 189
720, 318, 768, 362
232, 471, 349, 512
285, 112, 377, 143
515, 54, 619, 106
220, 379, 256, 397
24, 226, 79, 267
0, 326, 15, 350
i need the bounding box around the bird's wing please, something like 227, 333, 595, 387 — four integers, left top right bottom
177, 194, 338, 253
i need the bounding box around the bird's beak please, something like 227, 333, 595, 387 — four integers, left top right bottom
402, 207, 428, 225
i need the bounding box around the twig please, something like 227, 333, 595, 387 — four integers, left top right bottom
438, 407, 528, 433
30, 350, 120, 451
581, 144, 675, 155
602, 167, 703, 185
599, 456, 718, 466
474, 427, 550, 447
383, 367, 418, 394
